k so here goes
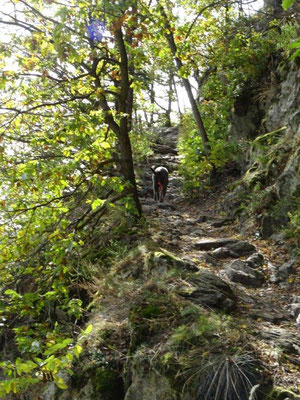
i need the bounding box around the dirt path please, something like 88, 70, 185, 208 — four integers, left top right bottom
138, 127, 300, 392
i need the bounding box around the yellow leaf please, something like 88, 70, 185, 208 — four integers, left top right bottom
55, 377, 68, 390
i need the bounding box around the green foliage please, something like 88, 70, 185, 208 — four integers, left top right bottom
178, 115, 211, 194
0, 0, 299, 396
130, 122, 156, 162
282, 0, 295, 10
176, 13, 296, 193
169, 314, 220, 349
0, 0, 147, 395
285, 209, 300, 249
178, 113, 238, 194
0, 324, 92, 396
289, 36, 300, 60
129, 291, 179, 349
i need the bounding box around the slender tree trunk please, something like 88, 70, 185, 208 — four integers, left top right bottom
173, 76, 182, 118
159, 5, 210, 156
165, 73, 173, 127
150, 81, 155, 125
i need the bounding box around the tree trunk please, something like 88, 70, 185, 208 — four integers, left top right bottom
172, 76, 182, 118
114, 26, 142, 216
150, 81, 155, 125
165, 73, 173, 127
160, 6, 210, 156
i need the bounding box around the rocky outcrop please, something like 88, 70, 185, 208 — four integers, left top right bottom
223, 61, 300, 240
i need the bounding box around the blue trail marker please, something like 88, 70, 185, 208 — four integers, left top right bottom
87, 19, 106, 42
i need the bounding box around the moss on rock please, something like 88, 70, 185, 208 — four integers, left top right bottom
113, 240, 196, 279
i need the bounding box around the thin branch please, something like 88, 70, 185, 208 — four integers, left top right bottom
8, 190, 80, 213
0, 17, 44, 33
75, 190, 128, 231
1, 92, 95, 115
18, 72, 91, 83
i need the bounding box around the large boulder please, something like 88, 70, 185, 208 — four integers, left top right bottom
113, 241, 197, 280
177, 270, 237, 312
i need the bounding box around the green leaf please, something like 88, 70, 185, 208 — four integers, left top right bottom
15, 359, 37, 375
44, 338, 73, 356
84, 324, 93, 334
73, 344, 82, 358
4, 289, 21, 299
91, 198, 105, 210
290, 48, 300, 60
289, 37, 300, 49
282, 0, 294, 10
54, 376, 68, 389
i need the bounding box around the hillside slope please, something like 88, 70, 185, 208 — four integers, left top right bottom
26, 120, 299, 399
7, 52, 300, 400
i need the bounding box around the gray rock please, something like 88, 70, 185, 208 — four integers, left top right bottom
178, 271, 236, 312
190, 229, 205, 237
290, 303, 300, 318
250, 309, 287, 324
185, 219, 197, 226
195, 239, 256, 255
228, 97, 262, 141
211, 247, 240, 259
246, 253, 264, 269
157, 203, 176, 210
268, 258, 297, 283
260, 215, 276, 238
201, 252, 218, 266
211, 218, 234, 227
268, 261, 279, 283
157, 126, 179, 147
222, 185, 247, 214
277, 259, 295, 279
290, 296, 300, 325
259, 327, 300, 354
194, 238, 239, 250
142, 198, 156, 206
270, 232, 285, 244
125, 361, 177, 400
169, 177, 182, 187
225, 260, 265, 287
154, 143, 178, 155
227, 240, 256, 256
197, 214, 210, 223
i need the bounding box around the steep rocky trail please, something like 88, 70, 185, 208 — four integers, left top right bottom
137, 127, 300, 391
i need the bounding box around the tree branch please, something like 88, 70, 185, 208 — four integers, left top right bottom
1, 92, 96, 115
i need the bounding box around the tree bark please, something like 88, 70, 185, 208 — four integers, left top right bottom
94, 24, 142, 217
114, 27, 142, 216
